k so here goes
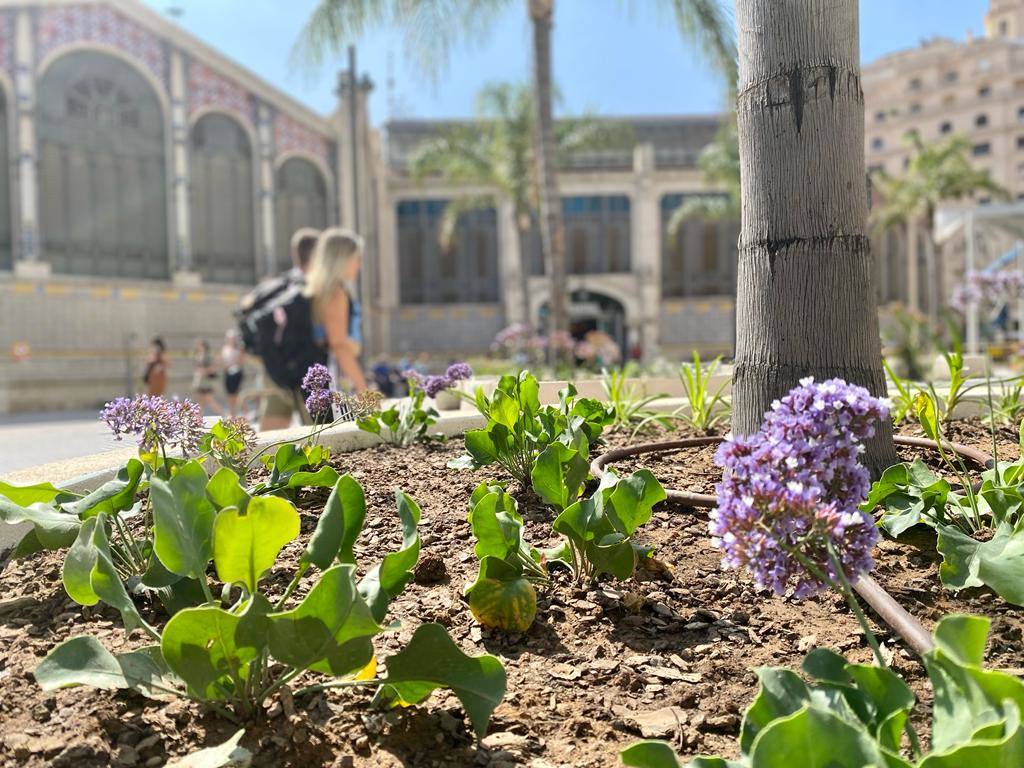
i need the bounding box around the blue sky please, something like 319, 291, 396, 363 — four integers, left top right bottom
142, 0, 990, 124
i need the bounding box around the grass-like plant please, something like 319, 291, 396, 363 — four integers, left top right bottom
601, 364, 669, 433
634, 352, 728, 436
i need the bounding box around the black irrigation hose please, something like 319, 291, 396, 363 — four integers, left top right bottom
591, 435, 992, 657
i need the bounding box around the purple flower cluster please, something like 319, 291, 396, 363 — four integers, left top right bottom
302, 363, 344, 420
405, 363, 473, 398
950, 269, 1024, 313
100, 395, 204, 454
712, 378, 889, 598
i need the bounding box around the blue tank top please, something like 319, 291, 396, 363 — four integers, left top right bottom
313, 289, 361, 347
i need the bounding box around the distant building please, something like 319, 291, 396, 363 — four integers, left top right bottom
0, 0, 736, 412
863, 0, 1024, 313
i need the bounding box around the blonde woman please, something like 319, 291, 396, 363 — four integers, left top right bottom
305, 228, 368, 393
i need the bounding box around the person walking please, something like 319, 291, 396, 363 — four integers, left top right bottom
258, 228, 320, 431
142, 337, 169, 397
221, 328, 246, 418
192, 338, 223, 416
306, 228, 368, 394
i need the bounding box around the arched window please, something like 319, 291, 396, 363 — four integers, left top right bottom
274, 157, 327, 271
190, 113, 255, 284
38, 51, 167, 278
0, 89, 10, 270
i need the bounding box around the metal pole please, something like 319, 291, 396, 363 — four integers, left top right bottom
347, 45, 360, 233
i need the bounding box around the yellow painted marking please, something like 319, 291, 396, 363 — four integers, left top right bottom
90, 286, 113, 299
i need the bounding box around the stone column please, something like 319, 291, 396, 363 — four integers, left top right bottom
375, 176, 399, 356
632, 143, 661, 361
169, 50, 197, 285
12, 10, 45, 278
498, 198, 527, 326
256, 102, 276, 277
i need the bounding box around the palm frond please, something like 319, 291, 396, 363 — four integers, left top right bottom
294, 0, 511, 79
666, 196, 735, 243
437, 194, 498, 250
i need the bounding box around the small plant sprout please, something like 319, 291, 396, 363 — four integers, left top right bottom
635, 352, 729, 436
601, 364, 669, 433
357, 371, 439, 447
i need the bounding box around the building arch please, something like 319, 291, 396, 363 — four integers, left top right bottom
274, 155, 329, 271
37, 47, 170, 278
189, 110, 257, 284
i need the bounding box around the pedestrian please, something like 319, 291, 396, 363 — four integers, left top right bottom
258, 228, 320, 431
192, 339, 223, 416
305, 228, 368, 394
221, 328, 246, 418
142, 337, 169, 397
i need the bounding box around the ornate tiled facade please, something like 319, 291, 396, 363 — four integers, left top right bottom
187, 59, 256, 127
274, 111, 330, 169
37, 4, 168, 90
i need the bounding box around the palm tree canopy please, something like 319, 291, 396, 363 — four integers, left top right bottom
296, 0, 736, 85
871, 132, 1010, 231
408, 81, 632, 247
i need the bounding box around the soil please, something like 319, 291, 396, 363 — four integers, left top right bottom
0, 420, 1022, 768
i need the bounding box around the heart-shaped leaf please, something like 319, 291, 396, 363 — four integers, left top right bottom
267, 564, 379, 675
375, 622, 506, 739
213, 496, 299, 592
151, 461, 216, 581
35, 635, 172, 698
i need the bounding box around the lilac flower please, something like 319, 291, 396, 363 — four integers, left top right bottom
302, 363, 332, 393
711, 378, 889, 598
422, 375, 452, 398
100, 395, 204, 454
950, 269, 1024, 313
305, 388, 337, 420
402, 369, 425, 393
445, 362, 473, 382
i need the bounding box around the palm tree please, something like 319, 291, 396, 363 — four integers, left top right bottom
408, 81, 631, 328
733, 0, 896, 472
296, 0, 736, 350
872, 132, 1009, 320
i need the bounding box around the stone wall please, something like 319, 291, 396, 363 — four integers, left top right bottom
658, 297, 735, 358
388, 303, 506, 357
0, 276, 242, 413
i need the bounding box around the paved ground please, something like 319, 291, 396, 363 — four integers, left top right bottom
0, 410, 127, 478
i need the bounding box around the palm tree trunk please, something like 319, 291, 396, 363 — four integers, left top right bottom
732, 0, 896, 473
528, 0, 568, 356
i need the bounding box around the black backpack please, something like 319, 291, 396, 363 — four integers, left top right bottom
237, 275, 327, 390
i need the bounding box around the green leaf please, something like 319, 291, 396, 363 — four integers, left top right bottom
61, 513, 152, 635
267, 564, 379, 675
165, 729, 251, 768
748, 705, 907, 767
358, 490, 421, 623
151, 461, 216, 581
740, 668, 811, 752
467, 492, 525, 562
461, 429, 499, 466
0, 479, 77, 506
206, 468, 250, 513
620, 740, 684, 768
287, 465, 341, 489
213, 496, 300, 592
925, 614, 1024, 752
0, 497, 80, 551
161, 598, 269, 701
35, 635, 171, 697
586, 533, 638, 580
65, 459, 145, 518
531, 444, 589, 510
607, 470, 666, 536
357, 417, 382, 436
937, 521, 1024, 605
375, 623, 506, 739
918, 705, 1024, 767
302, 475, 366, 570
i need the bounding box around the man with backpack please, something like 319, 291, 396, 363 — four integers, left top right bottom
236, 228, 324, 431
